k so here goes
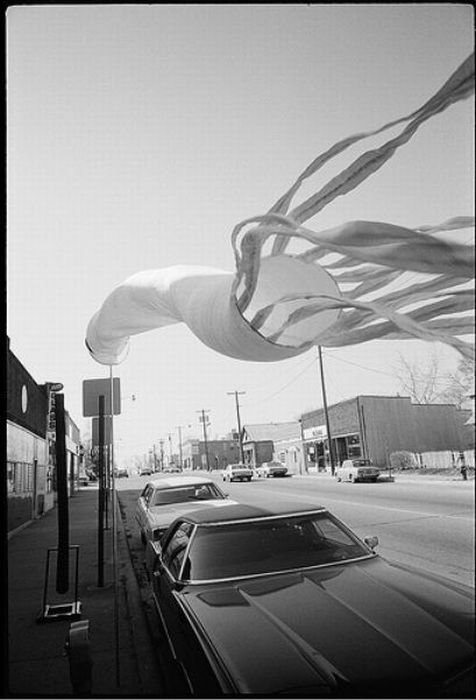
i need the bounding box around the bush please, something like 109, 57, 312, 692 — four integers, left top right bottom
389, 451, 417, 470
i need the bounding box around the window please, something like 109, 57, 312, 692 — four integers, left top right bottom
7, 462, 35, 496
186, 512, 370, 581
163, 522, 194, 579
152, 483, 224, 506
346, 433, 362, 458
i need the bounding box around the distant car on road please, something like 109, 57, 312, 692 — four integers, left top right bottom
256, 460, 288, 478
335, 458, 380, 483
114, 467, 129, 478
146, 502, 475, 697
222, 463, 254, 482
164, 466, 182, 473
78, 471, 90, 486
139, 466, 153, 476
136, 475, 237, 545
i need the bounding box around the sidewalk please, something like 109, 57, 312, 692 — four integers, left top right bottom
6, 487, 163, 697
296, 469, 474, 483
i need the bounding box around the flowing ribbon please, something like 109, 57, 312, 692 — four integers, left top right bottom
86, 53, 474, 365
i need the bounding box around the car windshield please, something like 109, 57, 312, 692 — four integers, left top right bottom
151, 483, 224, 506
231, 465, 247, 470
184, 512, 370, 581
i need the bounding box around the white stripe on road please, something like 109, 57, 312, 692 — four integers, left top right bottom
248, 483, 474, 520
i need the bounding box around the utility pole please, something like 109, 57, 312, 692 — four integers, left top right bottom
197, 410, 210, 471
152, 444, 158, 472
176, 426, 183, 469
318, 346, 336, 475
159, 440, 164, 471
227, 390, 246, 463
167, 433, 173, 466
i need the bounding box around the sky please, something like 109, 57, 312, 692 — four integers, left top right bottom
7, 4, 474, 467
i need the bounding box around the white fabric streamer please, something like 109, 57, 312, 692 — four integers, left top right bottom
86, 53, 474, 365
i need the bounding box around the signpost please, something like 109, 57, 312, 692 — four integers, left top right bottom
82, 375, 121, 686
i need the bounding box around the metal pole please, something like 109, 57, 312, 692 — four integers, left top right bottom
198, 410, 210, 471
97, 396, 105, 588
177, 426, 183, 469
228, 391, 246, 463
318, 347, 336, 475
109, 366, 120, 687
298, 419, 306, 475
55, 393, 69, 594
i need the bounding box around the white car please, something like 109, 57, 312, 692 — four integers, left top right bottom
222, 464, 254, 482
335, 459, 380, 483
256, 461, 288, 478
135, 475, 237, 545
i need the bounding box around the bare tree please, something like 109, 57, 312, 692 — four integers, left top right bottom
395, 352, 474, 407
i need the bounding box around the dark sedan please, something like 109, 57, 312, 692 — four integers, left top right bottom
147, 503, 474, 697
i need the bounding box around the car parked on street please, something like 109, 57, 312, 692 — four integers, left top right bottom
146, 502, 474, 697
139, 466, 153, 476
114, 467, 129, 478
335, 458, 380, 483
136, 475, 237, 545
256, 460, 288, 478
222, 463, 254, 482
78, 471, 90, 486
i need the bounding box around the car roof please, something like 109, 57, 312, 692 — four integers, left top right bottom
180, 501, 326, 525
145, 475, 214, 489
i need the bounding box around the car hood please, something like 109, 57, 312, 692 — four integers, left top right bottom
182, 557, 474, 696
147, 498, 237, 528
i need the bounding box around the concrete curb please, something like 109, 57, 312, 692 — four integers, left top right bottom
114, 493, 163, 694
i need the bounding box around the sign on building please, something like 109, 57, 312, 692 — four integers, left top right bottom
303, 424, 327, 440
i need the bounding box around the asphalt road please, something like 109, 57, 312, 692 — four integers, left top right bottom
116, 470, 474, 588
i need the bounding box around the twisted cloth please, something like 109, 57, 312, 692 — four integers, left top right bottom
86, 53, 474, 366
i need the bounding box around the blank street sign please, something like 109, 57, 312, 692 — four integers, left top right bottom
82, 378, 121, 417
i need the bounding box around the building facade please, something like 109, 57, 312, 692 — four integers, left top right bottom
300, 395, 474, 469
242, 423, 304, 473
7, 339, 82, 533
181, 436, 242, 470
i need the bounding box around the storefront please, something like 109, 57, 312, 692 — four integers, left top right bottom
7, 339, 82, 533
300, 395, 473, 469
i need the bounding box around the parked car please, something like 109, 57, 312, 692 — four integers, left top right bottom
114, 467, 129, 478
256, 460, 288, 478
222, 463, 254, 482
164, 466, 182, 473
78, 471, 90, 486
146, 502, 474, 697
135, 475, 237, 545
335, 458, 380, 483
139, 466, 153, 476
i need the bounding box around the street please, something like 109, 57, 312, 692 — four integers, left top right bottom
116, 471, 475, 588
113, 470, 474, 695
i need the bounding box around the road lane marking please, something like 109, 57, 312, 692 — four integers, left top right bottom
247, 483, 475, 520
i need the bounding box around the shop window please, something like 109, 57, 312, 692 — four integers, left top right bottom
346, 434, 362, 458
7, 462, 35, 496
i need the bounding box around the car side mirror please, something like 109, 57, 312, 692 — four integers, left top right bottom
364, 535, 379, 550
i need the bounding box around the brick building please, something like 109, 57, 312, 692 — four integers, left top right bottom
182, 436, 241, 471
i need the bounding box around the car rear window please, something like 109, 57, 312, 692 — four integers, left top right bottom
151, 483, 224, 506
184, 512, 370, 581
